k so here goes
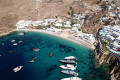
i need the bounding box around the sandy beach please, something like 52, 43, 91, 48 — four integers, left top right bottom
0, 29, 95, 49
18, 29, 95, 50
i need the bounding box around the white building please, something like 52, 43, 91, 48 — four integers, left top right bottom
71, 27, 78, 32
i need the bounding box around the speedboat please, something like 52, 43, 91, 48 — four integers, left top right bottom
9, 50, 15, 53
13, 43, 18, 46
64, 56, 77, 60
49, 53, 53, 57
19, 41, 23, 43
59, 64, 76, 70
61, 77, 82, 80
30, 57, 37, 62
59, 60, 77, 64
11, 40, 15, 42
61, 70, 79, 76
33, 48, 39, 51
2, 43, 4, 45
18, 33, 24, 35
13, 66, 23, 72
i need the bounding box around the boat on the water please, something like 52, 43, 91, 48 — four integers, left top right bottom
61, 77, 82, 80
59, 64, 76, 70
33, 48, 39, 51
61, 70, 79, 76
30, 57, 37, 62
13, 66, 23, 72
11, 40, 15, 42
59, 60, 77, 64
13, 43, 18, 46
2, 43, 4, 45
18, 33, 25, 35
64, 56, 77, 60
19, 41, 23, 43
49, 53, 53, 57
9, 50, 15, 53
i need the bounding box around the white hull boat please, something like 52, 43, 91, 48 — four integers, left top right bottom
64, 56, 77, 60
11, 40, 15, 42
13, 66, 23, 72
61, 70, 79, 76
59, 64, 76, 70
61, 77, 82, 80
59, 60, 77, 64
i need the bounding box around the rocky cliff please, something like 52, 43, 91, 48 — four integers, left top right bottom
95, 42, 120, 80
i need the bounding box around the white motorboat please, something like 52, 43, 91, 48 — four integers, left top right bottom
30, 57, 37, 62
18, 33, 24, 35
13, 43, 18, 46
11, 40, 15, 42
64, 56, 77, 60
2, 43, 4, 45
61, 70, 79, 76
59, 60, 77, 64
19, 41, 23, 43
33, 48, 39, 51
59, 64, 76, 70
13, 66, 23, 72
61, 77, 82, 80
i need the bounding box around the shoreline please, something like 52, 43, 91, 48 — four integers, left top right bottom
0, 29, 95, 50
0, 29, 16, 38
18, 29, 95, 50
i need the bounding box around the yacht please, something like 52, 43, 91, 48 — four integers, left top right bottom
13, 43, 18, 46
19, 41, 23, 43
30, 57, 37, 62
11, 40, 15, 42
59, 64, 76, 70
13, 66, 23, 72
64, 56, 77, 60
9, 50, 15, 53
2, 43, 4, 45
59, 60, 77, 64
61, 70, 79, 76
18, 33, 25, 35
61, 77, 82, 80
33, 48, 39, 51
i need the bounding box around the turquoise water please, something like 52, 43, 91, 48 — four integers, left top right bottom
0, 31, 109, 80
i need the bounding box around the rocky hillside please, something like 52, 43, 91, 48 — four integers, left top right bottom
0, 0, 102, 33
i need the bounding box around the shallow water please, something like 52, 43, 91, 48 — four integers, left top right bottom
0, 31, 109, 80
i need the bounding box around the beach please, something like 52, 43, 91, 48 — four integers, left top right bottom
0, 28, 95, 49
17, 29, 95, 50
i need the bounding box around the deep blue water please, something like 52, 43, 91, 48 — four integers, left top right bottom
0, 31, 109, 80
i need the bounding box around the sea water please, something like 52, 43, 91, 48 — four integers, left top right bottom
0, 31, 109, 80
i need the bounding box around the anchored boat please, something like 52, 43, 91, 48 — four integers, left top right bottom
13, 43, 18, 46
61, 70, 79, 76
49, 53, 53, 57
13, 66, 23, 72
61, 77, 82, 80
59, 64, 76, 70
18, 32, 25, 35
64, 56, 77, 60
33, 48, 39, 51
30, 57, 37, 62
11, 40, 15, 42
59, 60, 77, 64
